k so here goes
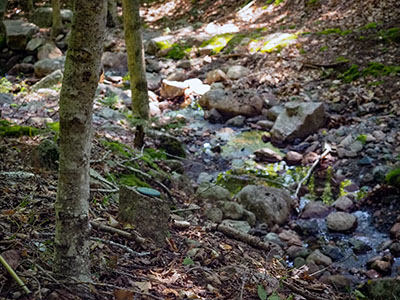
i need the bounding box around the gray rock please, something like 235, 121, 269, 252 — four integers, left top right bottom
221, 219, 251, 233
349, 238, 372, 254
225, 115, 246, 127
332, 196, 353, 212
102, 51, 128, 75
266, 105, 284, 121
176, 60, 191, 69
199, 89, 264, 118
221, 201, 244, 220
322, 245, 344, 261
31, 7, 73, 28
326, 212, 357, 232
243, 209, 256, 226
34, 56, 65, 78
146, 72, 162, 91
271, 102, 325, 142
389, 242, 400, 257
197, 183, 231, 203
205, 69, 227, 84
97, 107, 124, 121
373, 165, 391, 183
264, 232, 286, 247
37, 42, 63, 60
3, 20, 39, 50
26, 37, 45, 52
256, 120, 274, 130
206, 207, 223, 223
31, 69, 63, 90
349, 140, 364, 153
204, 108, 224, 123
327, 275, 352, 291
170, 172, 194, 196
36, 139, 59, 170
294, 257, 306, 268
286, 246, 311, 259
166, 71, 187, 82
226, 65, 250, 80
237, 185, 292, 226
254, 148, 283, 163
301, 201, 330, 219
285, 151, 303, 166
146, 35, 174, 55
0, 93, 13, 105
306, 249, 332, 267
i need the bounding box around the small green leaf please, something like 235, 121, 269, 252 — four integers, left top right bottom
353, 289, 367, 299
183, 257, 194, 265
268, 293, 282, 300
257, 285, 267, 300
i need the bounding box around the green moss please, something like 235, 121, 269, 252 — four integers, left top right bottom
339, 64, 360, 83
362, 22, 377, 30
47, 122, 60, 133
320, 46, 328, 52
102, 140, 133, 158
321, 167, 333, 204
200, 33, 235, 54
318, 28, 352, 36
99, 94, 119, 108
357, 134, 367, 144
118, 174, 150, 188
385, 27, 400, 42
339, 179, 352, 197
0, 124, 39, 137
259, 33, 297, 53
386, 168, 400, 187
164, 43, 193, 59
155, 39, 174, 50
265, 0, 285, 5
0, 77, 12, 93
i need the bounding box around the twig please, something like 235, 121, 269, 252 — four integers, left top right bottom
281, 280, 330, 300
90, 237, 150, 257
294, 143, 332, 201
90, 221, 147, 246
90, 188, 119, 193
0, 254, 31, 294
90, 150, 112, 164
120, 145, 145, 163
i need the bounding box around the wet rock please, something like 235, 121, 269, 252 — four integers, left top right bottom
0, 93, 13, 105
301, 201, 330, 219
160, 80, 188, 98
284, 151, 303, 166
204, 108, 224, 124
390, 242, 400, 257
34, 56, 65, 78
221, 219, 251, 233
206, 207, 223, 223
205, 69, 227, 84
256, 120, 274, 130
146, 35, 174, 55
372, 165, 391, 183
332, 196, 353, 212
365, 269, 381, 279
118, 185, 169, 247
349, 238, 372, 254
322, 245, 344, 261
31, 7, 73, 28
306, 261, 320, 275
254, 147, 283, 163
226, 65, 250, 80
271, 102, 325, 142
3, 20, 39, 50
295, 219, 321, 236
266, 105, 284, 121
102, 51, 128, 74
37, 42, 63, 60
327, 275, 352, 291
220, 201, 244, 220
199, 89, 264, 118
358, 156, 373, 166
306, 249, 332, 267
237, 185, 292, 226
286, 246, 311, 259
264, 232, 286, 247
26, 37, 45, 52
371, 260, 392, 275
390, 223, 400, 240
359, 278, 400, 299
293, 257, 306, 268
225, 115, 246, 127
32, 69, 63, 90
326, 212, 357, 232
197, 183, 231, 203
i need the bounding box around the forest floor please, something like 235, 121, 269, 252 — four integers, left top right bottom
1, 0, 400, 299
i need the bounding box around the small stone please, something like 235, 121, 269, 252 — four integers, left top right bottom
301, 201, 330, 219
306, 249, 332, 267
160, 80, 188, 98
225, 115, 246, 127
266, 105, 284, 121
293, 257, 306, 268
371, 260, 392, 275
349, 238, 372, 254
226, 65, 250, 80
358, 156, 373, 165
221, 219, 251, 234
204, 108, 223, 124
264, 232, 286, 247
254, 148, 283, 163
365, 269, 380, 279
390, 223, 400, 240
372, 130, 385, 141
326, 212, 357, 232
390, 242, 400, 257
285, 151, 303, 166
332, 196, 353, 212
328, 275, 352, 291
221, 201, 244, 220
205, 69, 227, 84
322, 245, 344, 261
349, 140, 364, 153
206, 207, 223, 223
256, 120, 274, 130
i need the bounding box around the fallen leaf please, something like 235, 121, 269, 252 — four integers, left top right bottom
132, 281, 151, 293
113, 289, 134, 300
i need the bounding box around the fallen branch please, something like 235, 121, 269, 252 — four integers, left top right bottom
210, 224, 283, 257
90, 221, 147, 246
0, 254, 31, 295
281, 280, 330, 300
90, 237, 150, 257
294, 143, 332, 202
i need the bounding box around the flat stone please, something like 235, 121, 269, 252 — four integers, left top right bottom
306, 249, 332, 267
285, 151, 303, 166
254, 147, 283, 163
301, 201, 330, 219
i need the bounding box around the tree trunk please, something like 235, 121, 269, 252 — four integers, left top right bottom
122, 0, 149, 148
54, 0, 107, 281
0, 0, 6, 48
106, 0, 119, 27
26, 0, 33, 14
51, 0, 63, 39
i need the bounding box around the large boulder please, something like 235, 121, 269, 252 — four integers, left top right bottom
199, 89, 264, 118
237, 185, 292, 226
271, 102, 325, 142
34, 56, 65, 78
31, 7, 73, 28
3, 20, 39, 50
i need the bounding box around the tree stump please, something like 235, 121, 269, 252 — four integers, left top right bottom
118, 185, 169, 247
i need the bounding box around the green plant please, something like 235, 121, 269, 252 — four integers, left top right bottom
99, 94, 119, 108
183, 257, 194, 265
319, 46, 328, 52
321, 167, 333, 204
386, 168, 400, 187
357, 134, 367, 144
0, 77, 12, 93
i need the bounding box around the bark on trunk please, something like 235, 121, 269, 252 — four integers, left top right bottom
54, 0, 106, 281
122, 0, 149, 148
51, 0, 63, 39
0, 0, 6, 47
106, 0, 119, 27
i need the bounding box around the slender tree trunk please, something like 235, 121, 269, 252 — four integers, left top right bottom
0, 0, 6, 47
54, 0, 107, 281
122, 0, 149, 148
26, 0, 33, 14
51, 0, 63, 39
106, 0, 119, 27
